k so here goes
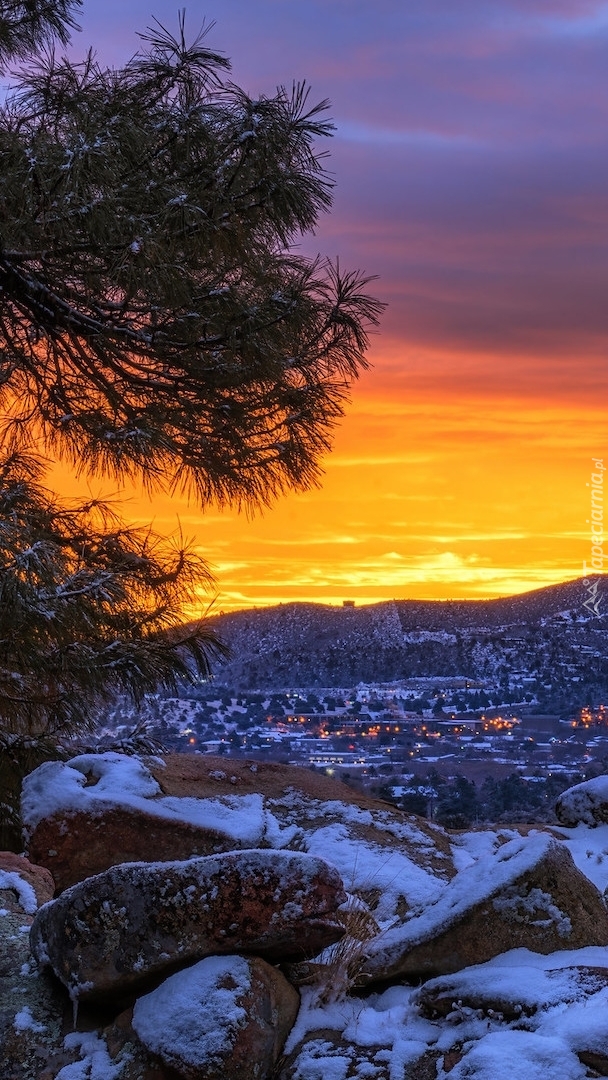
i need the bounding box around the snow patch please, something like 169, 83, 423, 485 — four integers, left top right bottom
13, 1006, 45, 1033
132, 955, 250, 1069
366, 833, 557, 970
56, 1031, 123, 1079
0, 870, 38, 914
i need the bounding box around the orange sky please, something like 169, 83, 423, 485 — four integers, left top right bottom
47, 1, 608, 613
50, 337, 604, 614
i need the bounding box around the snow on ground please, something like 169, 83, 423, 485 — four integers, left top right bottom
268, 790, 451, 922
287, 946, 608, 1080
304, 822, 445, 923
551, 821, 608, 895
441, 1031, 586, 1080
450, 827, 523, 871
13, 1006, 46, 1034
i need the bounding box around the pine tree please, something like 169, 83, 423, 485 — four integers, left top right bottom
0, 3, 383, 840
0, 10, 384, 507
0, 0, 81, 67
0, 449, 225, 742
0, 447, 227, 844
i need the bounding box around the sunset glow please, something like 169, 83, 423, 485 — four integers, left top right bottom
49, 0, 608, 612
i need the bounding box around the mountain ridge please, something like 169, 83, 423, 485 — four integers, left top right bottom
204, 577, 608, 701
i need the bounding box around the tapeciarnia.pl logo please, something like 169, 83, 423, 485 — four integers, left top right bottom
582, 458, 604, 618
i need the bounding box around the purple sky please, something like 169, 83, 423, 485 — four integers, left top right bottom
72, 0, 608, 395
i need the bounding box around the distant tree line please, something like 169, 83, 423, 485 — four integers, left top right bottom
379, 769, 584, 828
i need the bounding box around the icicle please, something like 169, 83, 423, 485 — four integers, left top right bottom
69, 985, 79, 1028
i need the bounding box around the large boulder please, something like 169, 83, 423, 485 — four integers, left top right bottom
23, 751, 458, 925
30, 849, 346, 1003
555, 775, 608, 827
132, 955, 299, 1080
364, 833, 608, 982
23, 754, 300, 893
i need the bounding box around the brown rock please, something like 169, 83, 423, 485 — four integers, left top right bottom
23, 754, 283, 894
30, 849, 346, 1003
26, 805, 249, 894
277, 1027, 444, 1079
365, 834, 608, 982
104, 1008, 169, 1080
131, 955, 299, 1080
0, 852, 54, 912
147, 753, 426, 815
23, 751, 453, 895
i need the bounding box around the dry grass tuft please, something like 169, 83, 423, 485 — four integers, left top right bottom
310, 898, 381, 1005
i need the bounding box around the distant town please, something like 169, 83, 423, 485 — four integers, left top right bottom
95, 580, 608, 828
101, 677, 608, 830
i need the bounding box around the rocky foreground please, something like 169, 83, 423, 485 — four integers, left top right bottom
4, 754, 608, 1078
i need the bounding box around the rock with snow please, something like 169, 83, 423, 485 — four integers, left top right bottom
131, 954, 299, 1080
279, 947, 608, 1080
416, 947, 608, 1020
23, 754, 300, 893
30, 848, 346, 1003
556, 775, 608, 828
364, 833, 608, 982
444, 1030, 588, 1080
0, 852, 54, 913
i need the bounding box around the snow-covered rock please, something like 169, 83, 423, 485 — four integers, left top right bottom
364, 834, 608, 981
556, 775, 608, 828
132, 955, 299, 1080
23, 753, 300, 892
11, 753, 608, 1080
30, 849, 346, 1003
416, 947, 608, 1020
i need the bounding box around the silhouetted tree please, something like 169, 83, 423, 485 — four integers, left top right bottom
0, 3, 383, 842
0, 10, 383, 508
0, 447, 226, 844
0, 0, 80, 66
